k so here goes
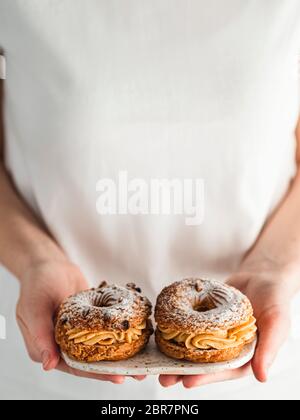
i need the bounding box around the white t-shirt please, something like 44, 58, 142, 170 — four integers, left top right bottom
1, 0, 300, 400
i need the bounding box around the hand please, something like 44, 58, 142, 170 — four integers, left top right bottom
227, 261, 295, 383
16, 260, 145, 384
159, 260, 296, 389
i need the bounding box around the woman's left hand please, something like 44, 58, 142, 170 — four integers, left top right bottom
159, 261, 297, 389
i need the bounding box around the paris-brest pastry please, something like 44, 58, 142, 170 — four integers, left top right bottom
55, 282, 153, 362
155, 278, 257, 363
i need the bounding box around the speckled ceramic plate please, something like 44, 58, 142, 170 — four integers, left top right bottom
61, 337, 257, 376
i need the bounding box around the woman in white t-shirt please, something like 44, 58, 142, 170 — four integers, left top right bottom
1, 1, 300, 400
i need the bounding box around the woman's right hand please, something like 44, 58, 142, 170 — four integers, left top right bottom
16, 260, 138, 384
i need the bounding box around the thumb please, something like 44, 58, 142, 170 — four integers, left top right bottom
252, 305, 290, 383
17, 303, 60, 371
32, 311, 60, 371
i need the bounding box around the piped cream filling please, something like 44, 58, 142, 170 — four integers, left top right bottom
66, 321, 147, 346
158, 316, 257, 350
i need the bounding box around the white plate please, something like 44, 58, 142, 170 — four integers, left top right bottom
62, 337, 257, 376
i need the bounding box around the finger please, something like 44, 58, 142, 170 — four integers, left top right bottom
159, 375, 183, 388
132, 375, 147, 381
182, 363, 252, 389
33, 318, 60, 371
226, 273, 249, 292
252, 306, 290, 383
57, 359, 125, 384
17, 305, 60, 371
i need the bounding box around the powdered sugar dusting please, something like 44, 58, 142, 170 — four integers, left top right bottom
56, 283, 152, 331
155, 278, 253, 333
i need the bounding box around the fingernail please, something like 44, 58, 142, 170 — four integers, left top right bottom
42, 350, 50, 370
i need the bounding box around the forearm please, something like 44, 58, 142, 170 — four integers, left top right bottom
0, 84, 66, 280
0, 165, 67, 280
242, 169, 300, 293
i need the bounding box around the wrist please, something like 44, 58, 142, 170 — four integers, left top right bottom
239, 250, 300, 294
19, 258, 86, 303
16, 242, 68, 283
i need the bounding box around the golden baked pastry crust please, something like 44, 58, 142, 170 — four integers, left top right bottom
56, 324, 152, 362
155, 278, 253, 333
55, 282, 152, 332
155, 330, 253, 363
155, 278, 257, 363
55, 282, 153, 362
